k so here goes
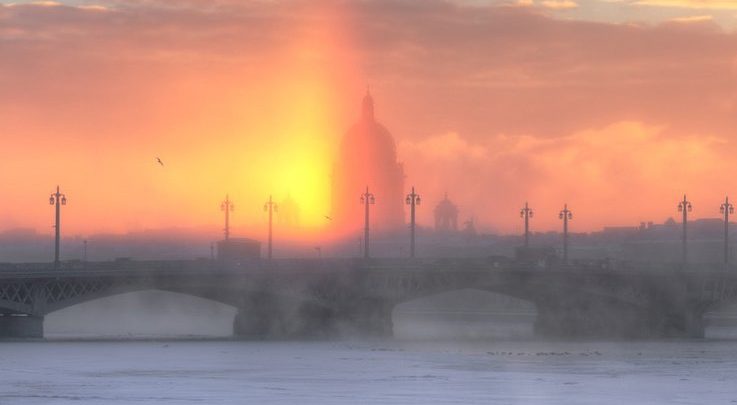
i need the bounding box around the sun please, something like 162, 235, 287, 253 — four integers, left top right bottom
271, 135, 333, 229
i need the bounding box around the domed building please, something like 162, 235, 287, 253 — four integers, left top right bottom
434, 193, 459, 232
331, 91, 405, 233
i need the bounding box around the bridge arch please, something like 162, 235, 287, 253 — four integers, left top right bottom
384, 272, 660, 338
42, 281, 241, 315
45, 289, 238, 337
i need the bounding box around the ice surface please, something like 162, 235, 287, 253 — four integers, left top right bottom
1, 339, 737, 404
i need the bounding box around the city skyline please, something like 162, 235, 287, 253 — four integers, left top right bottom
4, 2, 737, 401
1, 0, 736, 236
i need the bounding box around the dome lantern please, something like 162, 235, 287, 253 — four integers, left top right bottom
362, 87, 374, 122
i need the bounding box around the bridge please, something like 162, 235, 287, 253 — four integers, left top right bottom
1, 257, 737, 339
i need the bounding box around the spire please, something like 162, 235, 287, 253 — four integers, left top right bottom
362, 86, 374, 121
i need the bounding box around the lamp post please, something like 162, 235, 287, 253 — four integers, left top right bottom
361, 186, 375, 259
520, 202, 534, 248
678, 195, 692, 264
220, 194, 234, 241
559, 204, 572, 263
405, 186, 421, 258
721, 196, 733, 264
49, 186, 67, 268
264, 195, 278, 260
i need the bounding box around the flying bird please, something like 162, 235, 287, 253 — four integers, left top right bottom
156, 157, 164, 167
324, 215, 332, 221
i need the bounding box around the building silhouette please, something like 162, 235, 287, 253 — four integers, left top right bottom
434, 193, 459, 232
278, 194, 299, 227
331, 91, 405, 233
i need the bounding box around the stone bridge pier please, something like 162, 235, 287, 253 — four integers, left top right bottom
330, 297, 395, 337
533, 297, 707, 338
0, 314, 44, 338
233, 291, 290, 339
232, 291, 395, 339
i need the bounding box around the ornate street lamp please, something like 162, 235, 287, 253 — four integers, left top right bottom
49, 186, 67, 268
264, 195, 278, 260
520, 202, 534, 248
220, 194, 234, 241
720, 196, 733, 264
361, 186, 376, 259
559, 204, 572, 263
678, 195, 692, 264
405, 186, 421, 258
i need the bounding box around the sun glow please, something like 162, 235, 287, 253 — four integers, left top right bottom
235, 5, 358, 234
267, 92, 335, 229
0, 2, 362, 238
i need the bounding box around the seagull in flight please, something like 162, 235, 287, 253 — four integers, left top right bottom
156, 157, 164, 167
324, 215, 332, 221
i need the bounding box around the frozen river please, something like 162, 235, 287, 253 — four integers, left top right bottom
2, 290, 737, 404
2, 339, 737, 404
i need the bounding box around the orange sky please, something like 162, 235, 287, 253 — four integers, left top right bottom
1, 0, 737, 238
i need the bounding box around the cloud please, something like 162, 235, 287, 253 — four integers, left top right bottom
6, 1, 63, 6
400, 122, 732, 231
540, 0, 578, 9
669, 14, 714, 22
400, 132, 487, 161
632, 0, 737, 9
509, 0, 577, 8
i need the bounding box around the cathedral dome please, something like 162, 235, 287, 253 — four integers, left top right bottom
331, 91, 406, 232
339, 92, 398, 166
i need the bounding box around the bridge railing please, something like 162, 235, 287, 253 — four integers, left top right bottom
2, 256, 737, 279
